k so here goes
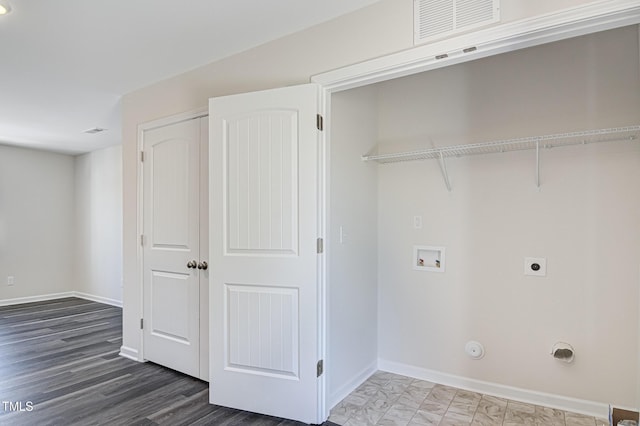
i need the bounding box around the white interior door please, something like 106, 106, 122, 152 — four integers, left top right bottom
209, 84, 322, 423
143, 117, 202, 378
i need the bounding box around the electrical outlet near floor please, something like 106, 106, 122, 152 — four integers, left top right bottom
524, 257, 546, 276
7, 276, 14, 286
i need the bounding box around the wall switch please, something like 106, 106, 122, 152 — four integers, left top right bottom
7, 276, 14, 286
413, 215, 423, 229
339, 226, 348, 244
524, 257, 546, 276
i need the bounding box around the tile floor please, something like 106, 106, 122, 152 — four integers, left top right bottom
329, 371, 609, 426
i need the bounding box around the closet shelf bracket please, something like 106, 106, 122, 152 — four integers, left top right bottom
437, 151, 452, 192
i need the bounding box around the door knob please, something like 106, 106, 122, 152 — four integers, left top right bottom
197, 261, 208, 270
187, 260, 197, 269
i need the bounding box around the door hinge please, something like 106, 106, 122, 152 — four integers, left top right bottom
316, 237, 323, 254
140, 151, 144, 162
140, 318, 144, 329
317, 359, 324, 377
316, 114, 324, 131
140, 235, 144, 246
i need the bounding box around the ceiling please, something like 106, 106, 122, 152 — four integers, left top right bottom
0, 0, 382, 155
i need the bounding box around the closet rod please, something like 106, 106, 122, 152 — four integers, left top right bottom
362, 125, 640, 164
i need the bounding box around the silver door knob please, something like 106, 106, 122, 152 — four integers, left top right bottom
197, 261, 208, 270
187, 260, 197, 269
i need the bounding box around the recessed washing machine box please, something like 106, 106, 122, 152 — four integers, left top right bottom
414, 246, 445, 272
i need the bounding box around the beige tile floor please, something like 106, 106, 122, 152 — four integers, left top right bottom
329, 371, 609, 426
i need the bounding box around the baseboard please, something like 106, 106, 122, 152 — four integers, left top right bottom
378, 359, 609, 419
329, 360, 378, 409
119, 346, 141, 362
73, 291, 122, 308
0, 291, 123, 308
0, 292, 75, 306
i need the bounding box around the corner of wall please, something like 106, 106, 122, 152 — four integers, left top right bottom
73, 146, 123, 305
637, 261, 640, 411
328, 360, 377, 409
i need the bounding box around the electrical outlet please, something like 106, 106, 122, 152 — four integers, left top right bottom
414, 215, 423, 229
524, 257, 546, 276
7, 276, 14, 286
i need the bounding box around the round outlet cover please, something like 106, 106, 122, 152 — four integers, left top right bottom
465, 340, 485, 360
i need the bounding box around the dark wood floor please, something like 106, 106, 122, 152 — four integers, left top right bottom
0, 298, 335, 426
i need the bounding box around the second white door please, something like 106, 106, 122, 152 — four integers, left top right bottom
142, 116, 209, 380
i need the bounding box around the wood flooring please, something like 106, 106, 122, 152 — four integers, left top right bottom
0, 297, 335, 426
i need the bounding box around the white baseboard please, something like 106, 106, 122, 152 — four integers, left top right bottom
73, 292, 122, 308
0, 292, 75, 306
119, 346, 141, 362
329, 360, 378, 409
0, 291, 122, 308
378, 359, 609, 419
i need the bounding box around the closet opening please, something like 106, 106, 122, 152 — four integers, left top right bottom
326, 23, 640, 418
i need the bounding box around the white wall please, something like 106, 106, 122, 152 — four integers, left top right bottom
75, 145, 123, 305
374, 26, 640, 408
0, 145, 75, 301
328, 86, 379, 406
0, 144, 123, 306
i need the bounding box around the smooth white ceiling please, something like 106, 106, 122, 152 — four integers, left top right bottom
0, 0, 382, 154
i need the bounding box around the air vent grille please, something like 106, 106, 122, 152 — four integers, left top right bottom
414, 0, 500, 45
83, 127, 107, 134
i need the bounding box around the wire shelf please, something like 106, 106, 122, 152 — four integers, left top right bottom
362, 125, 640, 164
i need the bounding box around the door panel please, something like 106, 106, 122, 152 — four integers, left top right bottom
150, 270, 191, 342
226, 284, 299, 378
151, 139, 192, 247
210, 84, 320, 423
143, 118, 200, 378
225, 111, 298, 254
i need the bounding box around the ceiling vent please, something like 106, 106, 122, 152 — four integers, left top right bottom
414, 0, 500, 45
83, 127, 107, 134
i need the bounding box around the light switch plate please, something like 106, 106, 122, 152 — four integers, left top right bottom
413, 215, 423, 229
524, 257, 546, 276
339, 226, 347, 244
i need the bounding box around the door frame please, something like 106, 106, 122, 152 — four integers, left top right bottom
313, 1, 640, 91
313, 0, 640, 421
136, 107, 208, 368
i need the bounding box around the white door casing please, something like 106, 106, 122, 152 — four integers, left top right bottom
209, 84, 322, 423
142, 117, 204, 378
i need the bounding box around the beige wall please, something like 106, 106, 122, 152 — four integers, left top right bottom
328, 86, 380, 407
120, 0, 603, 387
0, 144, 123, 306
75, 145, 123, 304
0, 145, 75, 302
